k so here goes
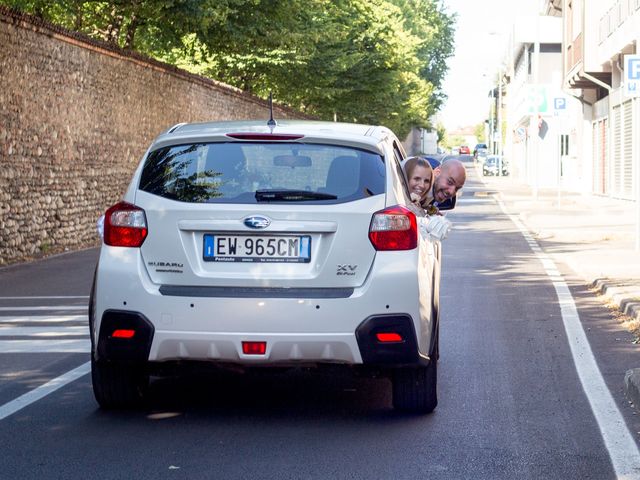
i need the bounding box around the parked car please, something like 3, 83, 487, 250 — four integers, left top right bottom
482, 155, 503, 176
90, 119, 442, 413
473, 143, 487, 158
476, 149, 488, 165
459, 145, 470, 155
500, 157, 509, 176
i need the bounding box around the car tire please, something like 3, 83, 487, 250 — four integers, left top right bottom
91, 357, 148, 409
392, 360, 437, 413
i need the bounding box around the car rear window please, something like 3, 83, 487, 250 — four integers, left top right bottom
139, 142, 385, 204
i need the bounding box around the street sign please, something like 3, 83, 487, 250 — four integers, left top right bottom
554, 97, 566, 110
553, 96, 569, 117
528, 85, 548, 114
624, 54, 640, 97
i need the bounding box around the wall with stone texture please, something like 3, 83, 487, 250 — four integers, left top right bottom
0, 7, 308, 265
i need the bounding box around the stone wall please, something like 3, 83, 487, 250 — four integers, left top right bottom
0, 6, 308, 265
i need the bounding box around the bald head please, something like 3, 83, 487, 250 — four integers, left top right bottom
432, 159, 466, 204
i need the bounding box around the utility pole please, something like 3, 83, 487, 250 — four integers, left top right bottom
531, 9, 540, 200
497, 67, 503, 175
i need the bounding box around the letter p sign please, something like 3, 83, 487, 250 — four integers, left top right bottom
627, 57, 640, 80
624, 55, 640, 97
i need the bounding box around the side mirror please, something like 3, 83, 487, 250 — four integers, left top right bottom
437, 196, 456, 211
273, 155, 312, 168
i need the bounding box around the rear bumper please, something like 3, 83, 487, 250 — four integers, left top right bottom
96, 310, 154, 362
355, 314, 427, 365
95, 310, 429, 367
93, 247, 435, 367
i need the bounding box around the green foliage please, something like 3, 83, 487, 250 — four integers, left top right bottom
435, 122, 446, 144
3, 0, 455, 138
448, 135, 466, 147
474, 123, 486, 143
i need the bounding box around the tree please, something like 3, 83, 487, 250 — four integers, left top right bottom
474, 122, 486, 143
436, 122, 447, 144
388, 0, 456, 113
2, 0, 456, 138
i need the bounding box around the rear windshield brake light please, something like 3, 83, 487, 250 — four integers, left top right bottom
225, 133, 304, 141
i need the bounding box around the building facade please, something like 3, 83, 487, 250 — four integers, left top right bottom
493, 0, 639, 202
555, 0, 640, 200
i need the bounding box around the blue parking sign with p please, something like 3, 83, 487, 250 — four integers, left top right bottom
554, 98, 566, 110
624, 55, 640, 97
628, 57, 640, 79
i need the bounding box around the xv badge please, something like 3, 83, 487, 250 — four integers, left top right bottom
337, 264, 357, 276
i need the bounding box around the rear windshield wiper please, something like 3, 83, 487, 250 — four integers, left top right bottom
255, 189, 338, 202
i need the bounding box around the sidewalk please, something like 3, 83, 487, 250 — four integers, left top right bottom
477, 169, 640, 407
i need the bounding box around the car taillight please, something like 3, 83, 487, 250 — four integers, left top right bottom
368, 205, 417, 251
103, 202, 148, 247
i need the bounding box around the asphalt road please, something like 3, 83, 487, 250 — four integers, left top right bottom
1, 159, 640, 479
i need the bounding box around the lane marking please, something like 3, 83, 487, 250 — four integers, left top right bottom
496, 196, 640, 478
0, 296, 89, 300
0, 362, 90, 421
457, 198, 495, 203
0, 339, 90, 353
0, 306, 87, 312
0, 315, 87, 324
0, 326, 88, 337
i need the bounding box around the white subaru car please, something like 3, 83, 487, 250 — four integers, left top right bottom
90, 119, 444, 413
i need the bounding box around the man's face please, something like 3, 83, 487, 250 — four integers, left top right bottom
432, 165, 465, 203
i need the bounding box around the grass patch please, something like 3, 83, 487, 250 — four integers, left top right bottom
596, 292, 640, 342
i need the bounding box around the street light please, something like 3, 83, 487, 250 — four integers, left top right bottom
531, 1, 542, 200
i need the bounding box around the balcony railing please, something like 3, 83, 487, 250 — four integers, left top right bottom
566, 32, 583, 73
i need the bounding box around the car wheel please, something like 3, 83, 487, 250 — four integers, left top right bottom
91, 357, 148, 409
392, 360, 437, 413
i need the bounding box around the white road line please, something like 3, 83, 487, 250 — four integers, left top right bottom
0, 296, 89, 300
0, 306, 87, 312
457, 198, 494, 203
0, 326, 88, 337
497, 196, 640, 478
0, 362, 90, 421
0, 339, 90, 353
0, 315, 87, 324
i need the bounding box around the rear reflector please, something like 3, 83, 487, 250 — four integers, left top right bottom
112, 329, 136, 339
242, 341, 267, 355
376, 332, 403, 343
368, 205, 417, 251
226, 133, 304, 141
103, 202, 148, 247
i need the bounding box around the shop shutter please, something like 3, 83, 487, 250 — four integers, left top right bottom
612, 105, 622, 197
622, 100, 633, 199
592, 122, 598, 192
602, 118, 609, 195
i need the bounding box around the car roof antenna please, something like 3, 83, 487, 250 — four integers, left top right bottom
267, 92, 277, 129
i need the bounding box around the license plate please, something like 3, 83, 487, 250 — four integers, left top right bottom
203, 234, 311, 263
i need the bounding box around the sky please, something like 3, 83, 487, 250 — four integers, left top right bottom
439, 0, 540, 131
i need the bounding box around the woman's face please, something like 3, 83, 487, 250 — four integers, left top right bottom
408, 165, 432, 200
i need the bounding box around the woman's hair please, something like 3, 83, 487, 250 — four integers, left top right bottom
404, 156, 433, 180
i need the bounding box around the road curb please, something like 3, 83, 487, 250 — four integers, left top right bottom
591, 278, 640, 323
592, 278, 640, 413
624, 368, 640, 411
